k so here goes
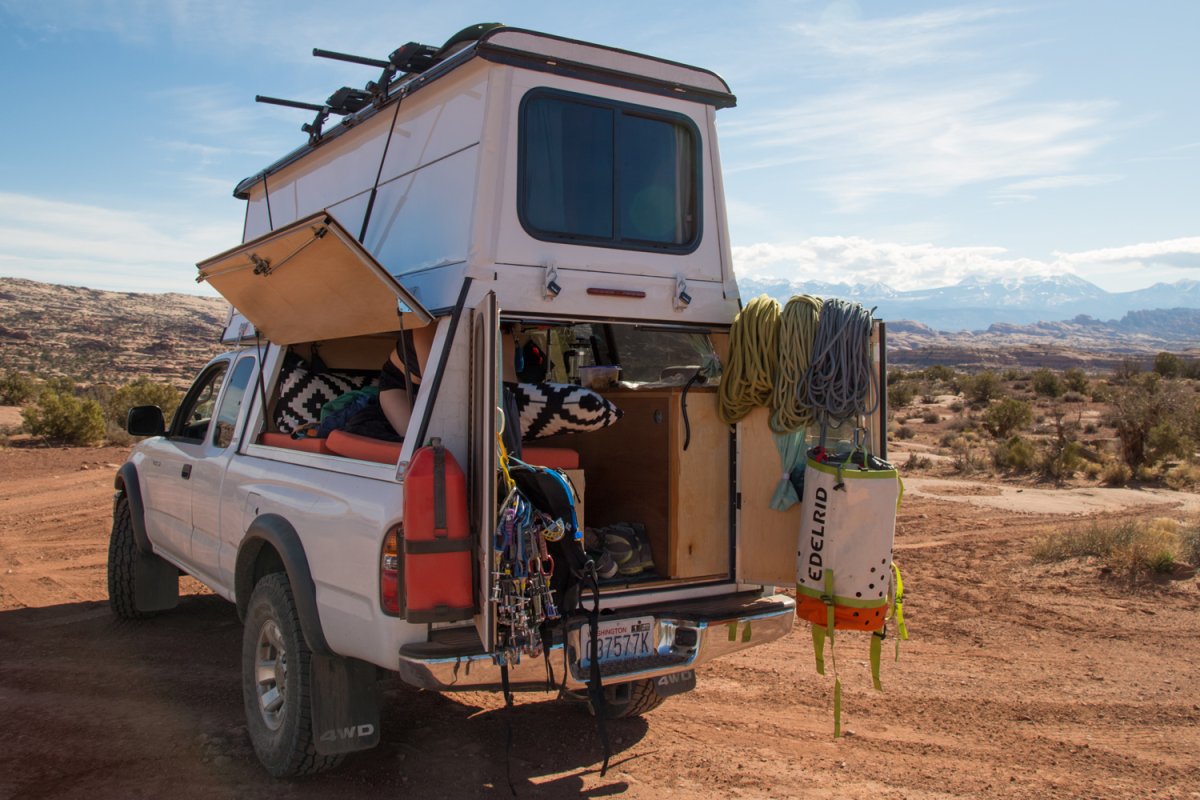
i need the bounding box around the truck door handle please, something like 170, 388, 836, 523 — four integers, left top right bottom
181, 464, 192, 480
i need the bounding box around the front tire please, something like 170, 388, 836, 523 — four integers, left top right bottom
107, 495, 148, 620
242, 573, 343, 777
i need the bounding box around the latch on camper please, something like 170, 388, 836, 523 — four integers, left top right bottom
543, 263, 562, 300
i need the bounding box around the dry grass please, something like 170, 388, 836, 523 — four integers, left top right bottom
1032, 517, 1197, 576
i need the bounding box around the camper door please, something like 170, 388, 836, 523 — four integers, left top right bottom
469, 290, 499, 648
195, 211, 432, 344
735, 322, 886, 587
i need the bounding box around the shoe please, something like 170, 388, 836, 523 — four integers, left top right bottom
593, 550, 618, 580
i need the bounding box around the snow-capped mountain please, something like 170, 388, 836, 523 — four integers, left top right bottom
734, 274, 1200, 331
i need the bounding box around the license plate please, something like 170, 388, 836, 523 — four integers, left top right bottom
579, 616, 655, 666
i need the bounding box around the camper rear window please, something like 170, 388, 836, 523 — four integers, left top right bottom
519, 90, 700, 253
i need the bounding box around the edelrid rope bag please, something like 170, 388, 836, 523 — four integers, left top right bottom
796, 446, 901, 632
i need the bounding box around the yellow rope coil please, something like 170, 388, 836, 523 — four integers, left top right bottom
718, 295, 780, 425
770, 294, 821, 433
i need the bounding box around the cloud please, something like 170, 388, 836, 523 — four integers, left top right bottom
0, 192, 237, 294
732, 236, 1200, 292
722, 73, 1114, 210
792, 4, 1008, 69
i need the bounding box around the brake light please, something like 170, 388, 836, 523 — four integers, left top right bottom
380, 525, 401, 616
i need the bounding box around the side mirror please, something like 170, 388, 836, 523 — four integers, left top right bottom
127, 405, 166, 437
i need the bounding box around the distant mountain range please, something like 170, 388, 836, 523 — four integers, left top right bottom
737, 274, 1200, 332
0, 275, 1195, 384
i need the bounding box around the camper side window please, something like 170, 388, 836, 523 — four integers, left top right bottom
519, 89, 700, 253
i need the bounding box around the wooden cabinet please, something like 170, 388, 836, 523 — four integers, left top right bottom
536, 387, 730, 580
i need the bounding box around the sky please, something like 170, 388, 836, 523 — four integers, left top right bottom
0, 0, 1196, 296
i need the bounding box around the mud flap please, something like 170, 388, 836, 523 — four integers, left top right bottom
310, 653, 382, 755
654, 669, 697, 698
133, 552, 179, 613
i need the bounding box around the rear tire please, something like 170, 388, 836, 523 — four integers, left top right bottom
107, 495, 148, 620
242, 573, 343, 777
565, 678, 666, 719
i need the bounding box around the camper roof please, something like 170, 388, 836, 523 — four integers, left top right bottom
233, 25, 735, 200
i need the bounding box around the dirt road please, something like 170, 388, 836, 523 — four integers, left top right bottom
1, 446, 1198, 799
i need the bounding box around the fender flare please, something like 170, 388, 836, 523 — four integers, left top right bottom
236, 514, 331, 656
114, 463, 153, 555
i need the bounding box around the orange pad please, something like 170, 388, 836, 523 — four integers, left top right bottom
521, 447, 579, 470
325, 430, 403, 464
259, 432, 335, 455
795, 594, 886, 632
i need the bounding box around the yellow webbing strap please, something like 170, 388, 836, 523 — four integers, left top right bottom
811, 625, 826, 675
870, 632, 883, 691
891, 562, 909, 662
822, 569, 842, 738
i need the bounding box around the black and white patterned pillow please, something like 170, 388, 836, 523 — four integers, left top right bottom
507, 382, 623, 440
275, 364, 376, 433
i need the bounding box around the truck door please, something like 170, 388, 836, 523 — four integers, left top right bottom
188, 352, 258, 592
469, 290, 498, 648
139, 359, 231, 565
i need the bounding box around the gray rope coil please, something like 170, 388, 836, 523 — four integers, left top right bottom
804, 298, 877, 426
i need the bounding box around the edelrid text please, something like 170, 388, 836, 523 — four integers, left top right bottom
805, 486, 828, 582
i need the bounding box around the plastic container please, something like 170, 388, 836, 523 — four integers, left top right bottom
578, 365, 620, 390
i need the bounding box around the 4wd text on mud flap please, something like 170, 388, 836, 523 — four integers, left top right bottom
320, 724, 376, 743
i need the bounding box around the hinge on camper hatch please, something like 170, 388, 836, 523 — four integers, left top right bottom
673, 274, 692, 311
543, 263, 562, 300
249, 253, 271, 276
735, 492, 742, 510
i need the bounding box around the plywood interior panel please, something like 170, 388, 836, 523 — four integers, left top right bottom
736, 407, 802, 586
669, 389, 730, 578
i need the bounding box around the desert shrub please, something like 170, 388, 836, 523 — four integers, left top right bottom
1032, 518, 1180, 576
993, 435, 1037, 472
921, 410, 940, 424
893, 425, 915, 440
1031, 368, 1065, 398
887, 381, 918, 409
984, 397, 1033, 439
1083, 461, 1102, 479
1154, 351, 1182, 379
1040, 406, 1081, 483
1083, 422, 1099, 434
1105, 374, 1196, 469
904, 453, 932, 470
950, 438, 986, 474
1113, 358, 1143, 384
963, 371, 1005, 405
948, 399, 965, 413
1177, 520, 1200, 567
21, 388, 105, 445
1165, 463, 1200, 490
1062, 391, 1087, 403
1101, 460, 1132, 486
922, 365, 956, 384
105, 378, 181, 427
920, 393, 938, 405
1063, 367, 1089, 394
0, 369, 37, 405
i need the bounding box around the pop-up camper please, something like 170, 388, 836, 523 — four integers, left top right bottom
111, 23, 888, 777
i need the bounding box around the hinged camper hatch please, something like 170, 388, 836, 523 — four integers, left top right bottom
197, 211, 432, 345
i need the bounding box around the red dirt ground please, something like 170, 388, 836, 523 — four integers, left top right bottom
1, 445, 1198, 799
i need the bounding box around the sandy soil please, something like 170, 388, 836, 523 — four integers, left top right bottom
2, 445, 1199, 799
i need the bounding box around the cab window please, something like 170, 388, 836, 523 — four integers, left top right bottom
519, 89, 700, 252
170, 362, 229, 442
212, 356, 256, 449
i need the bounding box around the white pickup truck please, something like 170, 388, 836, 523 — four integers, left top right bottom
110, 23, 885, 778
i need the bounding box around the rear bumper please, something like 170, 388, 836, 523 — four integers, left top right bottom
395, 592, 795, 692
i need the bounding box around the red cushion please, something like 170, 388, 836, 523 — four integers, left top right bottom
326, 430, 404, 464
259, 432, 335, 455
521, 447, 579, 470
